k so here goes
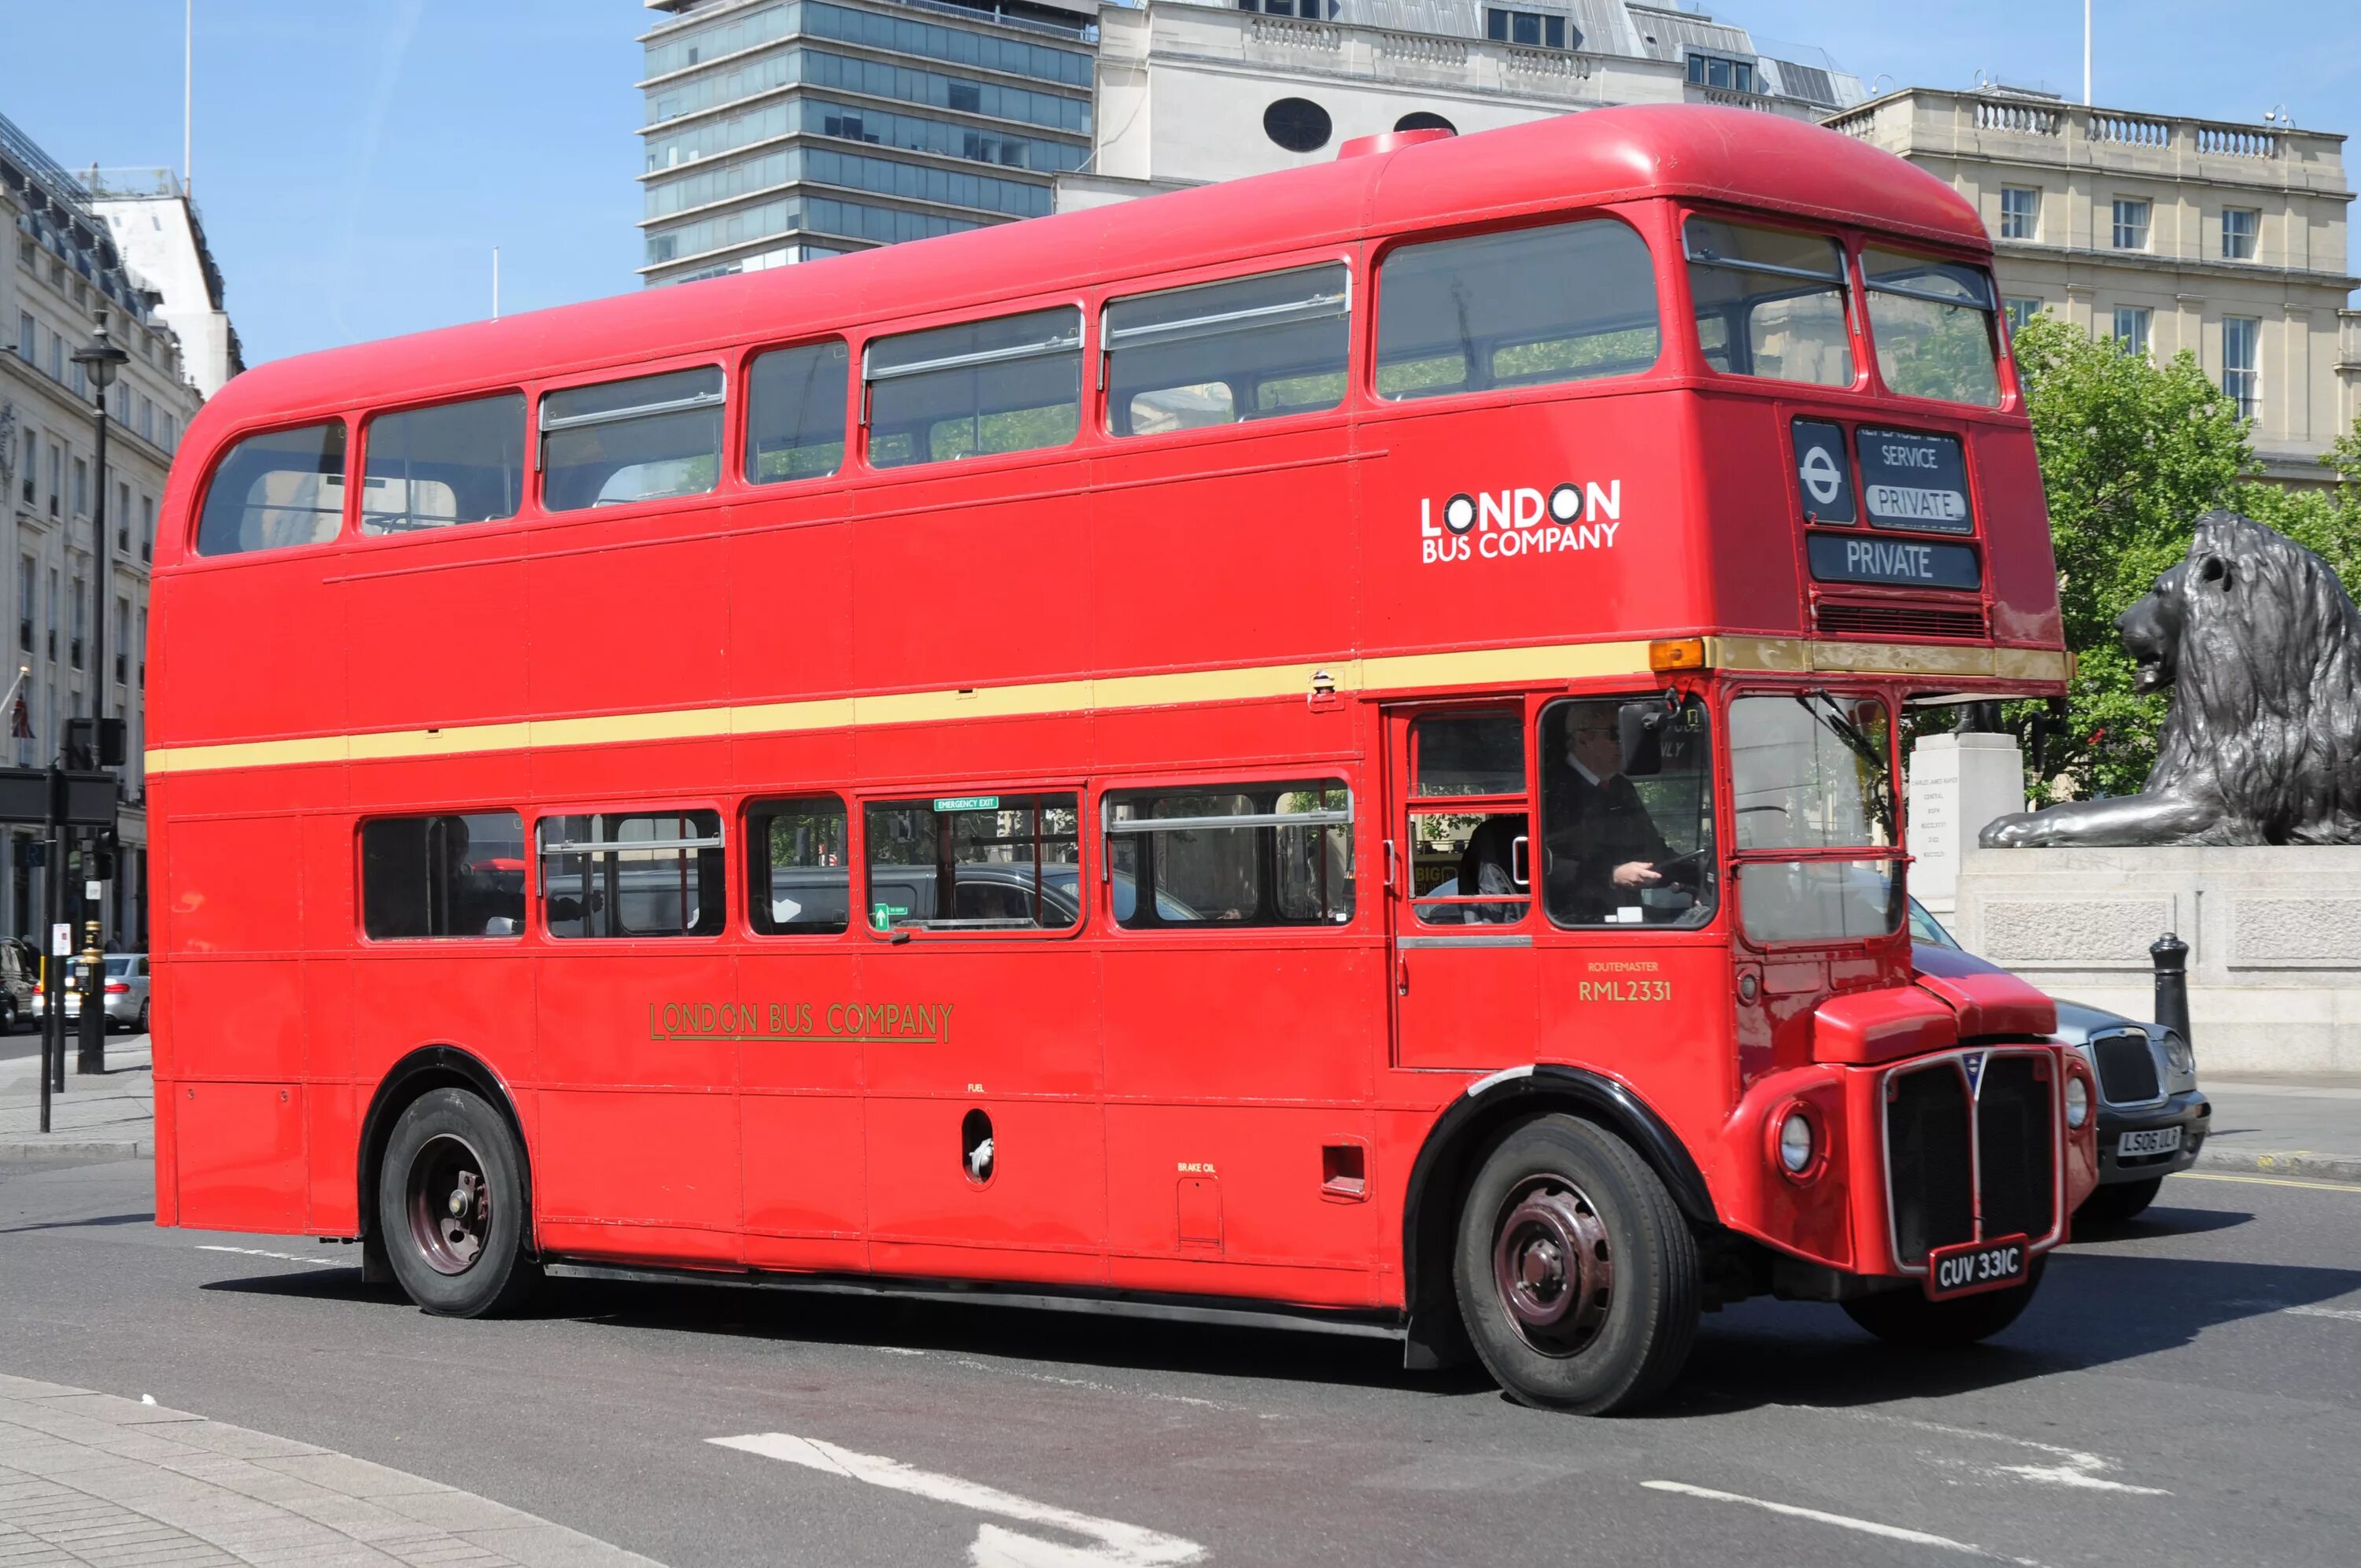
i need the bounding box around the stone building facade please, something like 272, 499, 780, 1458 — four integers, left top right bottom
0, 113, 209, 951
1823, 87, 2357, 485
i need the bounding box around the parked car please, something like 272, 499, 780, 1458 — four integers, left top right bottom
1910, 900, 2208, 1223
0, 942, 33, 1033
32, 953, 153, 1034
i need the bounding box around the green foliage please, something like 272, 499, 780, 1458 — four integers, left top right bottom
2010, 312, 2257, 798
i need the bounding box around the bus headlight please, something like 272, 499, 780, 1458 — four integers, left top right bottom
2064, 1074, 2090, 1130
1777, 1110, 1815, 1175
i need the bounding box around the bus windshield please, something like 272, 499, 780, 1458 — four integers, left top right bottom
1728, 693, 1900, 943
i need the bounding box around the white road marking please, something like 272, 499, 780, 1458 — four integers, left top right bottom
1643, 1481, 2042, 1565
711, 1431, 1206, 1567
1834, 1411, 2167, 1496
194, 1245, 342, 1268
2233, 1299, 2361, 1323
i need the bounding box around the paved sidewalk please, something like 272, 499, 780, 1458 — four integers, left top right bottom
0, 1374, 664, 1568
0, 1039, 152, 1160
2196, 1074, 2361, 1185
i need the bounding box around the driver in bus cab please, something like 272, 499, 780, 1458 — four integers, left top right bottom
1543, 701, 1675, 924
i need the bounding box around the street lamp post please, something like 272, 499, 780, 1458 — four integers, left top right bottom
70, 312, 128, 1076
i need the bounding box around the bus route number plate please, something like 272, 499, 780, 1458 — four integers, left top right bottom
1924, 1234, 2030, 1301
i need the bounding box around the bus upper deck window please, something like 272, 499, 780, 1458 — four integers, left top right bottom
1375, 218, 1659, 401
360, 393, 527, 536
1103, 265, 1349, 436
1860, 248, 2002, 407
746, 340, 851, 483
865, 308, 1081, 469
194, 422, 347, 556
539, 367, 725, 513
1683, 218, 1854, 389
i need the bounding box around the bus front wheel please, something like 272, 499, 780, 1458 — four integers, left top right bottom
1453, 1114, 1699, 1415
376, 1088, 539, 1318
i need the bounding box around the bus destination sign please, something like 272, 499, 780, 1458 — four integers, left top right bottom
1857, 427, 1971, 533
1807, 533, 1981, 591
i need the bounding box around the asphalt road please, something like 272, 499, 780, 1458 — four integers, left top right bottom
3, 1159, 2358, 1568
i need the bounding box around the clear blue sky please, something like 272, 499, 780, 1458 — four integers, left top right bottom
0, 1, 2352, 368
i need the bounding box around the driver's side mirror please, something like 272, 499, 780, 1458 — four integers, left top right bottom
1616, 703, 1664, 778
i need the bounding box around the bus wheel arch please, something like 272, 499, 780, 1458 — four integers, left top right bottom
357, 1046, 535, 1272
1400, 1066, 1714, 1374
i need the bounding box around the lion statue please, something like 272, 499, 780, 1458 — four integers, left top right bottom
1981, 511, 2361, 847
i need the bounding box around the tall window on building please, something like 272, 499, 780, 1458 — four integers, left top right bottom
14, 428, 30, 506
2004, 298, 2044, 336
2110, 306, 2153, 358
2111, 198, 2151, 250
1999, 186, 2041, 241
14, 314, 30, 365
113, 598, 128, 687
71, 458, 87, 518
115, 481, 129, 551
2222, 316, 2261, 421
14, 558, 30, 659
2221, 208, 2260, 260
44, 570, 57, 665
68, 575, 83, 671
140, 496, 154, 562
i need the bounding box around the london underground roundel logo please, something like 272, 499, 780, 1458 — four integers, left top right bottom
1800, 444, 1843, 508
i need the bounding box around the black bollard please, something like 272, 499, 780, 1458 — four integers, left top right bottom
2151, 932, 2193, 1045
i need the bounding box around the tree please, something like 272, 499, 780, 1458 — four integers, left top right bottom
2011, 313, 2256, 798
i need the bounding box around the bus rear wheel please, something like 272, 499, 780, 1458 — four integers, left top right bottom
1453, 1114, 1698, 1415
1842, 1256, 2045, 1349
376, 1088, 538, 1318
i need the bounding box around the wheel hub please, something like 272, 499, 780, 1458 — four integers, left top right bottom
406, 1136, 490, 1276
1493, 1176, 1613, 1356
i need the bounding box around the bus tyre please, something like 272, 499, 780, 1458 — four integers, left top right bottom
377, 1089, 538, 1318
2076, 1175, 2163, 1226
1453, 1114, 1699, 1415
1842, 1256, 2045, 1350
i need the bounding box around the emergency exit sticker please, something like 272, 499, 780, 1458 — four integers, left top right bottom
1858, 427, 1972, 533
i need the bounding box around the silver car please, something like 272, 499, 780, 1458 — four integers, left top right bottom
33, 953, 152, 1034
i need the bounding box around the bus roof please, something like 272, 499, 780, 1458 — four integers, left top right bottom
194, 105, 1985, 439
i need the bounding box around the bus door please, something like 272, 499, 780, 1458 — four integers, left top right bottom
1386, 706, 1539, 1071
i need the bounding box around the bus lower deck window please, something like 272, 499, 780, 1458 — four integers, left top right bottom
538, 811, 725, 938
540, 367, 725, 512
1104, 782, 1353, 928
360, 813, 527, 939
864, 793, 1081, 932
1375, 218, 1660, 400
748, 795, 852, 934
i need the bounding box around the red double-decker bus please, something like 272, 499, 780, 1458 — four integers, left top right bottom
149, 106, 2097, 1414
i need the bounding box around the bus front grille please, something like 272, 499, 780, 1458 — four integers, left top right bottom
1974, 1055, 2058, 1243
1884, 1061, 1975, 1267
1883, 1050, 2061, 1270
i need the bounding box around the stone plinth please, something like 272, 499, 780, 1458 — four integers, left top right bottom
1952, 846, 2361, 1073
1905, 732, 2026, 914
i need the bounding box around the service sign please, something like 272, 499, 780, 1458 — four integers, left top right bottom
1790, 419, 1856, 524
1858, 427, 1972, 533
1807, 533, 1981, 591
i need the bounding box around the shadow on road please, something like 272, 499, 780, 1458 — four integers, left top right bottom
183, 1201, 2346, 1411
0, 1211, 154, 1234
